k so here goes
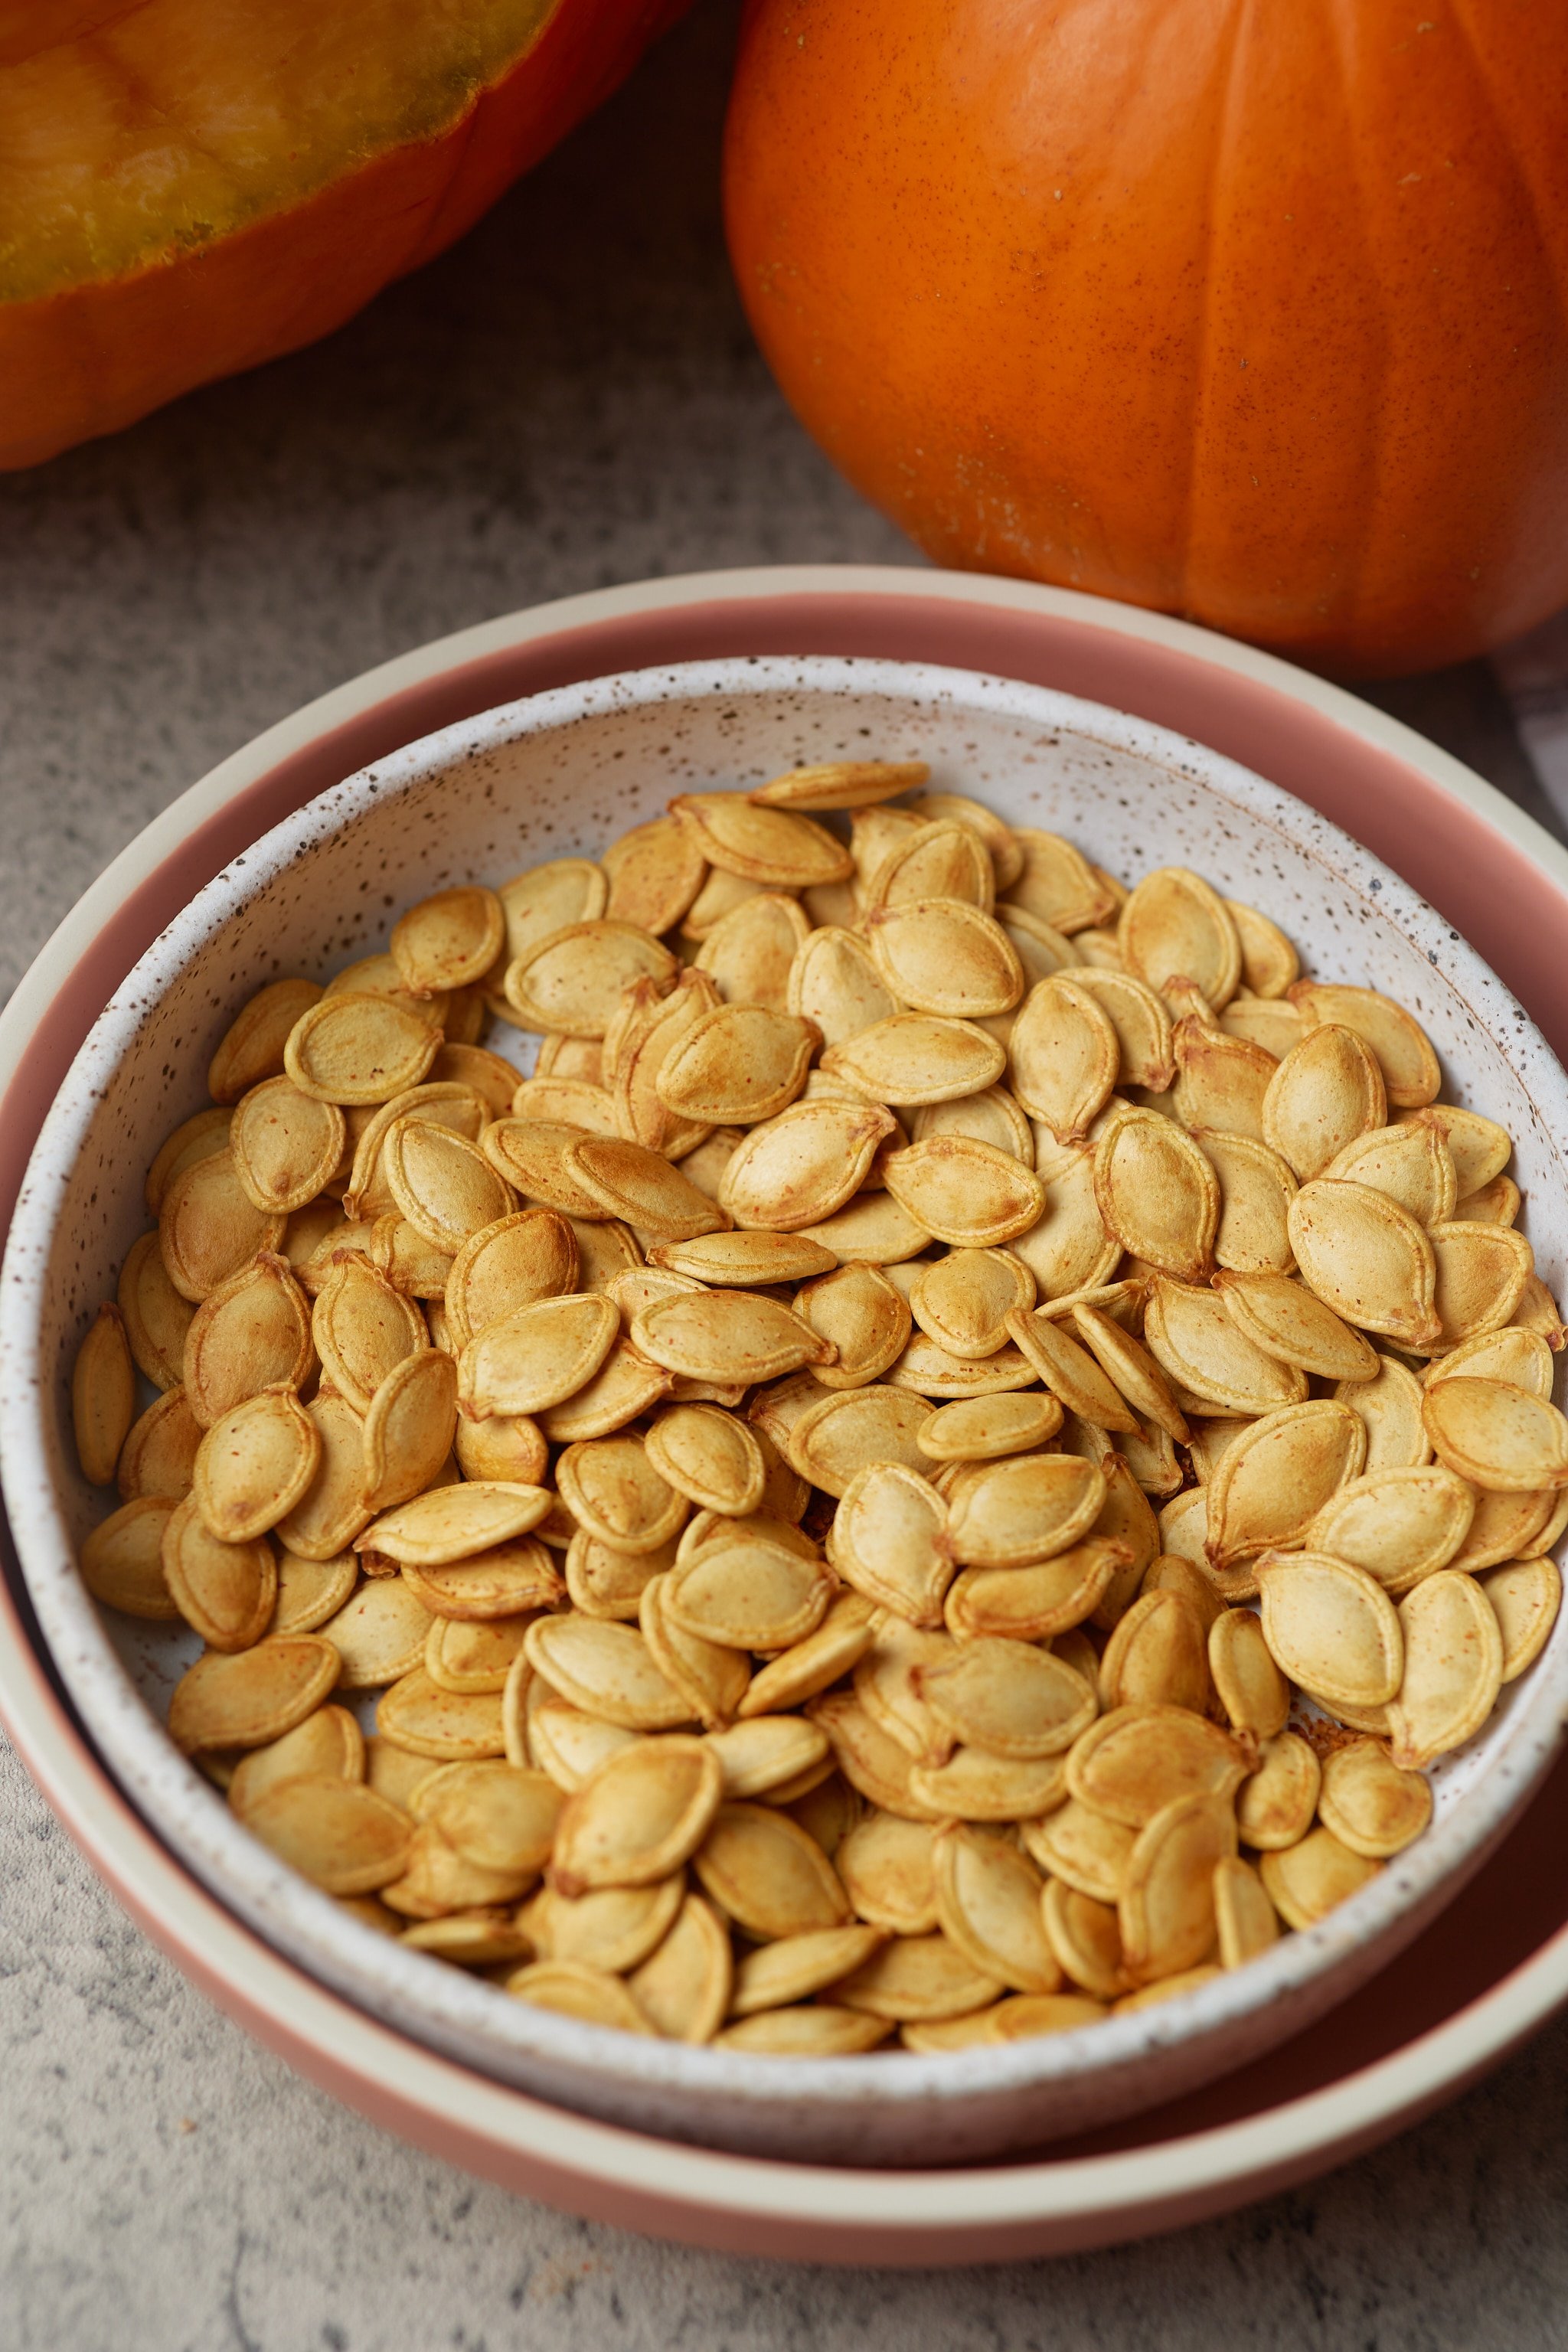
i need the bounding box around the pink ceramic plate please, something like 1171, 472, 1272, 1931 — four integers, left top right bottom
4, 565, 1568, 2254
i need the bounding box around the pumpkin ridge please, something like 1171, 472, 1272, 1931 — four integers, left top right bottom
1313, 0, 1392, 643
1179, 0, 1250, 617
1446, 0, 1568, 335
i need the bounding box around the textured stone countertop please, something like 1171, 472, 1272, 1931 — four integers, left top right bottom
4, 8, 1567, 2345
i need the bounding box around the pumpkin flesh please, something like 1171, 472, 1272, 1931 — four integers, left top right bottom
0, 0, 684, 466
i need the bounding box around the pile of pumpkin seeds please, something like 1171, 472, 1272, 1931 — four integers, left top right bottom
71, 763, 1568, 2052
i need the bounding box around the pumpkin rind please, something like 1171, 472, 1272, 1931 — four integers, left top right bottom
724, 0, 1568, 675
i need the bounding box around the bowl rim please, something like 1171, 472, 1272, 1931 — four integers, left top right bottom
5, 564, 1568, 2252
5, 638, 1568, 2138
2, 1533, 1563, 2264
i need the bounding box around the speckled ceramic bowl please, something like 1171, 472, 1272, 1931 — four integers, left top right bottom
5, 653, 1567, 2167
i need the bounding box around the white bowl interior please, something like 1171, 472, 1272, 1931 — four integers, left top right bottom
5, 655, 1568, 2165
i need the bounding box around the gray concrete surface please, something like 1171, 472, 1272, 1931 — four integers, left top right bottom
4, 6, 1568, 2344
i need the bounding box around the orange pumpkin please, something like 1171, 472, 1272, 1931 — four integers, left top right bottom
0, 0, 685, 470
724, 0, 1568, 676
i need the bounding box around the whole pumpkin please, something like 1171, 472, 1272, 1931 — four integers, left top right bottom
0, 0, 685, 470
724, 0, 1568, 675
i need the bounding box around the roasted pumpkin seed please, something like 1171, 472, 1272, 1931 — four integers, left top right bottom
228, 1703, 364, 1816
930, 1824, 1059, 1993
916, 1636, 1094, 1759
632, 1288, 834, 1385
1198, 1130, 1298, 1275
192, 1384, 322, 1544
554, 1433, 686, 1556
1259, 1827, 1381, 1929
209, 978, 325, 1104
1170, 1016, 1275, 1140
1236, 1730, 1321, 1850
1426, 1325, 1554, 1397
230, 1077, 346, 1216
665, 1534, 835, 1651
456, 1290, 617, 1419
1289, 982, 1440, 1109
1317, 1738, 1432, 1859
424, 1612, 532, 1696
1400, 1102, 1511, 1196
865, 897, 1024, 1019
376, 1670, 508, 1761
541, 1340, 675, 1442
312, 1256, 426, 1413
946, 1452, 1105, 1568
821, 1013, 1008, 1109
318, 1576, 434, 1688
145, 1106, 234, 1216
169, 1635, 339, 1753
550, 1736, 722, 1896
243, 1774, 412, 1894
1090, 1108, 1218, 1281
1335, 1351, 1432, 1472
1387, 1569, 1504, 1767
341, 1454, 541, 1560
636, 1403, 763, 1518
1213, 1854, 1279, 1968
181, 1255, 315, 1432
1480, 1555, 1563, 1683
750, 757, 926, 813
119, 1228, 197, 1388
284, 992, 439, 1106
161, 1148, 288, 1302
505, 920, 677, 1037
1424, 1219, 1534, 1353
787, 923, 900, 1050
1423, 1375, 1568, 1493
1021, 1801, 1135, 1905
70, 1302, 136, 1487
671, 792, 852, 888
524, 1609, 694, 1731
1119, 1790, 1237, 1983
1214, 1269, 1377, 1383
1143, 1276, 1308, 1417
1203, 1400, 1366, 1567
863, 818, 993, 914
1255, 1551, 1404, 1708
705, 1715, 831, 1802
1323, 1119, 1457, 1225
1305, 1464, 1475, 1593
915, 1391, 1062, 1462
275, 1389, 371, 1560
80, 1494, 180, 1619
714, 2006, 892, 2054
1207, 1608, 1291, 1739
818, 1461, 948, 1627
1067, 1704, 1246, 1828
945, 1539, 1129, 1643
693, 1802, 849, 1938
361, 1348, 460, 1513
1263, 1025, 1387, 1181
1098, 1589, 1210, 1714
1119, 868, 1241, 1009
116, 1383, 203, 1503
1001, 828, 1113, 933
1004, 1307, 1135, 1433
507, 1959, 652, 2032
